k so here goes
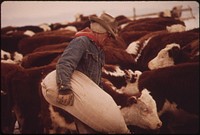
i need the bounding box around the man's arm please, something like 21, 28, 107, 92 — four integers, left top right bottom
56, 37, 87, 91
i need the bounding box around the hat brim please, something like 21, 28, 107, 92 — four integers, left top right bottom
89, 16, 117, 39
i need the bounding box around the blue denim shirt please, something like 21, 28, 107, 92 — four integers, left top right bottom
56, 36, 105, 91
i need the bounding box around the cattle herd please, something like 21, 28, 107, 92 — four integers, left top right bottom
1, 13, 199, 134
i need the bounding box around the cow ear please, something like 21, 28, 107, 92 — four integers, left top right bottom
168, 47, 180, 58
127, 96, 137, 106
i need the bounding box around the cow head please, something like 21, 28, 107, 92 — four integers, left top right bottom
120, 89, 162, 130
148, 43, 180, 70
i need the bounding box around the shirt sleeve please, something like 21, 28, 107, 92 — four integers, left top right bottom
56, 37, 87, 90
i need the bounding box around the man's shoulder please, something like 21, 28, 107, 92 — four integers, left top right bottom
69, 36, 93, 49
74, 36, 91, 43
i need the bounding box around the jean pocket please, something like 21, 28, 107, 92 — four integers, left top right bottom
85, 51, 98, 62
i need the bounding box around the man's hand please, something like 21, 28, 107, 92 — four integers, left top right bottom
57, 89, 74, 106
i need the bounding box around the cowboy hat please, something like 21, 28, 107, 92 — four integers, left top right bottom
89, 13, 118, 38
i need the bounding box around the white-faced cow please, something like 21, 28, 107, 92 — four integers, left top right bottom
123, 62, 199, 133
148, 43, 196, 70
101, 64, 162, 133
135, 29, 199, 71
38, 63, 162, 134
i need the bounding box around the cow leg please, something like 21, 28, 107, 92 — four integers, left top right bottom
74, 118, 99, 134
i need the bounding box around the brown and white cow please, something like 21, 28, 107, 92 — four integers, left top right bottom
120, 17, 185, 33
21, 51, 62, 68
148, 43, 194, 70
1, 61, 162, 134
36, 63, 162, 133
18, 35, 73, 55
123, 62, 199, 133
102, 47, 136, 69
135, 29, 199, 71
40, 85, 162, 133
101, 64, 162, 132
1, 62, 56, 133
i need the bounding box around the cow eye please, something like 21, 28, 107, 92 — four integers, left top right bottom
140, 106, 149, 114
158, 54, 164, 58
143, 108, 148, 112
142, 108, 148, 113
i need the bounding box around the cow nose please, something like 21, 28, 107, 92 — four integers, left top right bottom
157, 121, 162, 129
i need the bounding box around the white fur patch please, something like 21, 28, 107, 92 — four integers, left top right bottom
126, 41, 140, 55
162, 9, 171, 17
61, 26, 77, 32
39, 23, 51, 31
139, 89, 154, 106
49, 105, 76, 132
135, 37, 152, 62
1, 59, 16, 64
13, 52, 23, 64
166, 24, 186, 33
1, 90, 7, 95
24, 30, 35, 37
103, 65, 125, 77
1, 50, 11, 59
75, 13, 81, 22
120, 23, 129, 29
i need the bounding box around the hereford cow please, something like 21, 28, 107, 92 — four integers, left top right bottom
125, 24, 187, 60
38, 63, 162, 133
1, 62, 162, 133
148, 43, 197, 70
1, 60, 161, 134
102, 47, 136, 69
1, 62, 56, 133
39, 82, 162, 134
120, 17, 185, 33
139, 62, 199, 114
135, 29, 199, 71
123, 62, 199, 133
125, 30, 169, 57
101, 64, 162, 133
18, 35, 73, 55
21, 50, 62, 68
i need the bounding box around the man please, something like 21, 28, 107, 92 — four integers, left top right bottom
56, 13, 118, 106
55, 13, 129, 133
